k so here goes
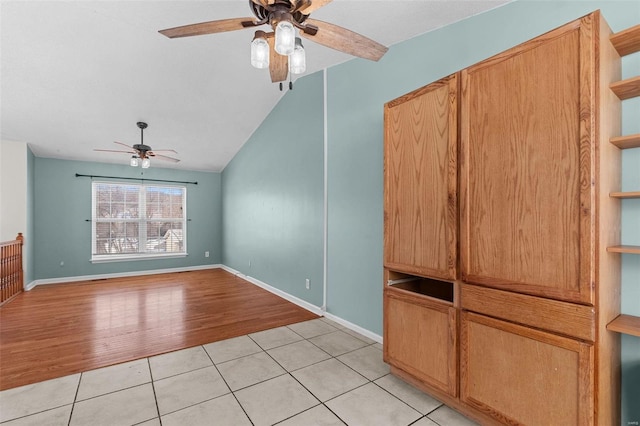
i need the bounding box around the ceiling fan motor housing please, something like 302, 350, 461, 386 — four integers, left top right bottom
251, 1, 308, 28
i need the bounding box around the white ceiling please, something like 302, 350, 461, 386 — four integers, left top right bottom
1, 0, 509, 172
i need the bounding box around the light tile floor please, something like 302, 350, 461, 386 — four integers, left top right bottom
0, 317, 480, 426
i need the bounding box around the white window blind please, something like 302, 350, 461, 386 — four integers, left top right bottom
91, 182, 187, 262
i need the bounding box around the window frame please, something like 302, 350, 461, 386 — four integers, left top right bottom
90, 181, 188, 263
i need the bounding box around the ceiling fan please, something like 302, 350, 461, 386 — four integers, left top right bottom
94, 122, 180, 168
158, 0, 388, 87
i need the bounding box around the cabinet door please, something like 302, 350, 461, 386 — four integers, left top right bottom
460, 16, 595, 304
384, 289, 457, 396
384, 74, 458, 280
460, 311, 593, 425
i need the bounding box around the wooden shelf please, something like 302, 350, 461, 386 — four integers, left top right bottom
607, 314, 640, 337
611, 134, 640, 149
611, 24, 640, 57
607, 245, 640, 254
610, 76, 640, 100
610, 191, 640, 199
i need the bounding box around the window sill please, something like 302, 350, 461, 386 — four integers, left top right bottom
91, 253, 188, 263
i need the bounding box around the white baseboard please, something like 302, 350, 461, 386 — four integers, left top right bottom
220, 265, 382, 343
322, 312, 383, 344
26, 264, 222, 291
220, 265, 324, 317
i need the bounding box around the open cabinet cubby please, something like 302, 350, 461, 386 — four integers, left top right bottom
386, 270, 454, 303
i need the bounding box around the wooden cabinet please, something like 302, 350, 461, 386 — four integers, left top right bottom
460, 18, 593, 305
383, 74, 459, 402
384, 273, 457, 397
460, 311, 594, 425
383, 10, 626, 426
384, 74, 458, 281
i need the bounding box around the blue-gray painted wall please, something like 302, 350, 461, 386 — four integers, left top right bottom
33, 157, 222, 279
222, 72, 324, 307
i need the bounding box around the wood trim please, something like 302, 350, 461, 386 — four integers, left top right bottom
461, 283, 595, 341
606, 314, 640, 337
609, 191, 640, 199
606, 245, 640, 254
610, 133, 640, 149
610, 75, 640, 100
610, 24, 640, 56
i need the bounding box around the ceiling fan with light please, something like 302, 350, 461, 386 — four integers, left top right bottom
158, 0, 388, 90
94, 122, 180, 168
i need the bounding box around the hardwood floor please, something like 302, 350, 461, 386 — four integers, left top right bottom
0, 268, 318, 391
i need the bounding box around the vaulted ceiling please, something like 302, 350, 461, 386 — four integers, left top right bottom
1, 1, 509, 172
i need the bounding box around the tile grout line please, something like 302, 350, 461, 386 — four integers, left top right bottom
67, 372, 82, 426
147, 357, 163, 426
200, 343, 256, 426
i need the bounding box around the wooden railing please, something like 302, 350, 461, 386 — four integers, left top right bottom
1, 233, 24, 305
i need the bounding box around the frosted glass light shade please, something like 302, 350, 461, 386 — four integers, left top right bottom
275, 21, 295, 56
141, 158, 151, 169
130, 156, 139, 167
290, 37, 306, 74
251, 36, 269, 69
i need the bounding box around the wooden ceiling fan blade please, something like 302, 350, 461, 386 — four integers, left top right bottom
150, 149, 178, 154
268, 36, 288, 82
113, 141, 133, 149
159, 17, 258, 38
297, 0, 333, 15
250, 0, 275, 6
301, 19, 388, 61
151, 154, 181, 163
94, 149, 135, 154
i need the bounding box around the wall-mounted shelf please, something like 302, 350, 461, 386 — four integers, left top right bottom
610, 191, 640, 199
610, 24, 640, 56
607, 314, 640, 337
610, 76, 640, 100
610, 134, 640, 150
607, 245, 640, 255
607, 24, 640, 344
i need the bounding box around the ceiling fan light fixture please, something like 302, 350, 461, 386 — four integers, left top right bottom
251, 30, 270, 69
275, 20, 295, 56
290, 37, 306, 75
141, 158, 151, 169
130, 156, 139, 167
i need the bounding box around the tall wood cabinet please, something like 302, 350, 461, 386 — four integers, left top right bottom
383, 11, 629, 425
384, 75, 458, 281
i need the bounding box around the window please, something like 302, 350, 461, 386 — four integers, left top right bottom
91, 182, 187, 262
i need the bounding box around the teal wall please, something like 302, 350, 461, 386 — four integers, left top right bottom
33, 158, 222, 279
222, 0, 639, 422
222, 72, 324, 307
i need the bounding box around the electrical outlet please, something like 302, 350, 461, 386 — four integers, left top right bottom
305, 278, 310, 290
205, 251, 209, 258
